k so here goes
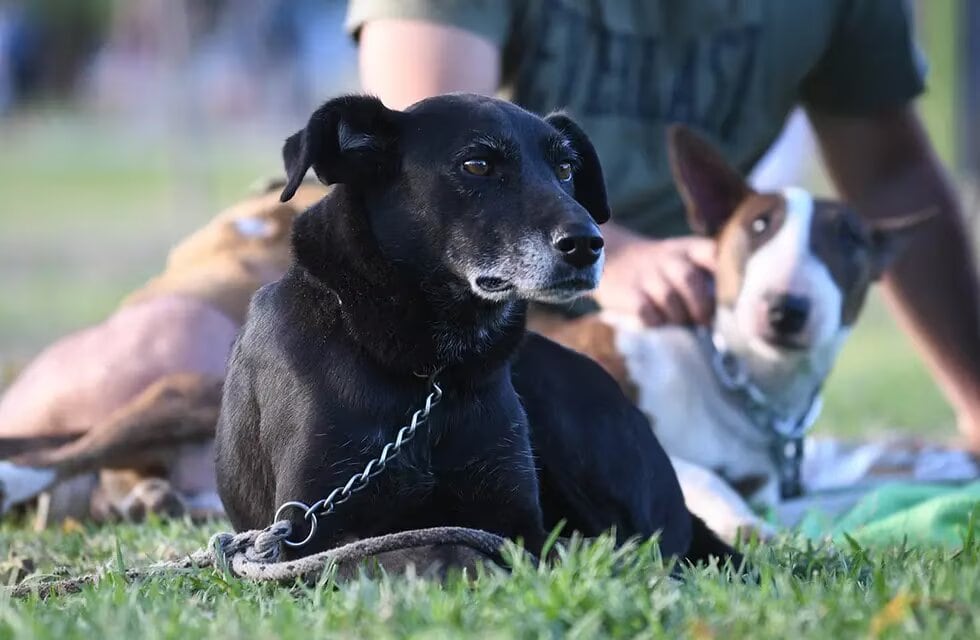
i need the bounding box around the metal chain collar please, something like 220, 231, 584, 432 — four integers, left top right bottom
273, 372, 444, 548
697, 327, 823, 499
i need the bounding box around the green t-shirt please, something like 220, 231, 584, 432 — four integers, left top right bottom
346, 0, 926, 238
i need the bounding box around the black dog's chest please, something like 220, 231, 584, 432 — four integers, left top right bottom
334, 390, 536, 531
384, 391, 529, 486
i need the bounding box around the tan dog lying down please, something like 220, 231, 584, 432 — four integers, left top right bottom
0, 181, 326, 521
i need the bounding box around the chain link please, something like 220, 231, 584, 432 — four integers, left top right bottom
273, 374, 443, 548
701, 327, 821, 441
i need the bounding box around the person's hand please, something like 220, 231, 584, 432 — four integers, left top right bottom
595, 236, 717, 326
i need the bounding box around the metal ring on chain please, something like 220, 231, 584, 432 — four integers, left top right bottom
274, 500, 318, 548
271, 377, 443, 550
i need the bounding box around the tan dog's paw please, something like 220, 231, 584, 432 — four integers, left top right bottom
116, 478, 187, 522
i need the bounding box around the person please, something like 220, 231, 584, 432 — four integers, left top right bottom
345, 0, 980, 448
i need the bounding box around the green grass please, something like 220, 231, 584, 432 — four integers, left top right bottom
1, 517, 978, 639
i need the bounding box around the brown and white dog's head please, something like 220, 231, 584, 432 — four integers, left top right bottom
668, 125, 933, 392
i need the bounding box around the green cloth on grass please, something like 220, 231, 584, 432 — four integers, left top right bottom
798, 481, 980, 548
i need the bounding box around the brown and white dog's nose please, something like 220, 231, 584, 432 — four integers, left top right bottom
766, 293, 810, 335
552, 224, 604, 268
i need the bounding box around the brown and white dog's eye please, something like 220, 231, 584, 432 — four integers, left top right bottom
556, 162, 573, 182
462, 159, 492, 176
750, 213, 771, 235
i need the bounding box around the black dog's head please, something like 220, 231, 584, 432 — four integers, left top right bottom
280, 94, 610, 304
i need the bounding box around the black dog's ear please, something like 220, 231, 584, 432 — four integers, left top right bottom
545, 112, 611, 224
667, 124, 752, 237
280, 95, 400, 202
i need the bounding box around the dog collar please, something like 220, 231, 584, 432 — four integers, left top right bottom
696, 327, 823, 499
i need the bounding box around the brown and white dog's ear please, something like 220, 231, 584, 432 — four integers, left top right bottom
280, 95, 401, 202
667, 125, 752, 237
867, 207, 938, 279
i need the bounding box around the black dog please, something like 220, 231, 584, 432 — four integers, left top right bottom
215, 94, 736, 564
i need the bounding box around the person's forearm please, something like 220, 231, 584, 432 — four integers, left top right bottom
811, 108, 980, 445
878, 183, 980, 440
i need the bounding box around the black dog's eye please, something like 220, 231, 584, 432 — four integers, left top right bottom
462, 159, 492, 177
750, 212, 770, 235
556, 162, 573, 182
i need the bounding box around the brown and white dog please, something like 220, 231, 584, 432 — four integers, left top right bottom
534, 125, 932, 540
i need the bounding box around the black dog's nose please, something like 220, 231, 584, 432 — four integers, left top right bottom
767, 293, 810, 335
553, 225, 604, 268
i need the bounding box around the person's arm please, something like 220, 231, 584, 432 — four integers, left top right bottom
358, 18, 500, 110
357, 17, 715, 326
808, 105, 980, 449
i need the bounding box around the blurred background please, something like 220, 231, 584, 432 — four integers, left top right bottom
0, 0, 977, 439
